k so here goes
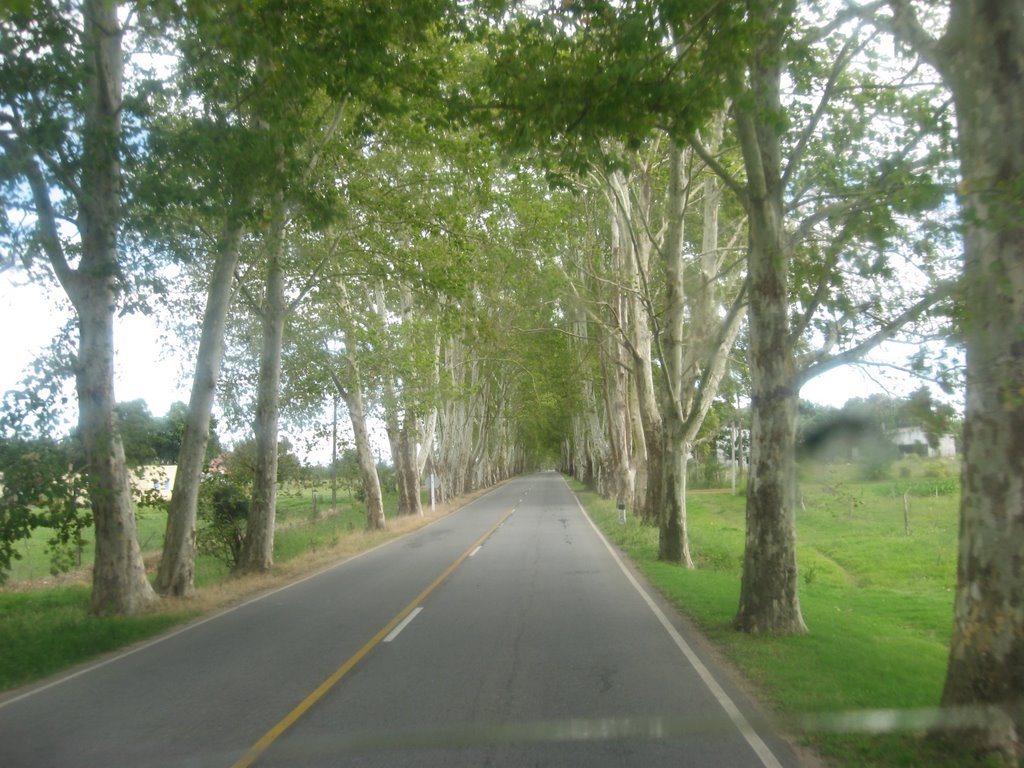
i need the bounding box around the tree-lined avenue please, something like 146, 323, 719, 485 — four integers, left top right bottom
0, 474, 799, 767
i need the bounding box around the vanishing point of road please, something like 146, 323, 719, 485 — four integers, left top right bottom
0, 472, 805, 767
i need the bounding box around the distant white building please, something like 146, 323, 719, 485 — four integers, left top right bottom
890, 427, 957, 458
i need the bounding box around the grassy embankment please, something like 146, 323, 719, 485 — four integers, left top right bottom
576, 456, 993, 767
0, 486, 451, 693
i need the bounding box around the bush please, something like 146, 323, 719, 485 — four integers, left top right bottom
376, 462, 396, 494
923, 460, 950, 479
196, 477, 248, 568
857, 438, 899, 481
689, 457, 726, 490
0, 437, 92, 583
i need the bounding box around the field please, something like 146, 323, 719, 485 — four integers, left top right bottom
577, 456, 986, 767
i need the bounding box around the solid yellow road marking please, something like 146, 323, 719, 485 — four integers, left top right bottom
231, 507, 515, 768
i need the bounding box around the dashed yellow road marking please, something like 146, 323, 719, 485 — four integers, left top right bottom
231, 507, 515, 768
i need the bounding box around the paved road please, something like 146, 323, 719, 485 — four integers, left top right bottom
0, 473, 803, 767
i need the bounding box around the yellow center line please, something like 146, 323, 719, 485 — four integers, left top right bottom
231, 506, 516, 768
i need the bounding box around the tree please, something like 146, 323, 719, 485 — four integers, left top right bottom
287, 276, 389, 532
274, 92, 502, 526
113, 400, 160, 467
685, 0, 957, 634
873, 0, 1024, 757
899, 386, 955, 451
727, 0, 808, 634
135, 0, 279, 595
594, 127, 747, 566
105, 400, 220, 470
156, 216, 246, 594
220, 437, 303, 488
0, 1, 156, 614
235, 186, 290, 573
336, 370, 387, 531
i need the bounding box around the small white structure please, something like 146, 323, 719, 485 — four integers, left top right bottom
891, 427, 956, 458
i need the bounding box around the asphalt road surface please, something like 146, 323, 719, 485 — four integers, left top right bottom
0, 472, 804, 767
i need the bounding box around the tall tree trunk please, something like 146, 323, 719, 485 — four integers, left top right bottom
237, 205, 287, 573
733, 7, 807, 633
658, 145, 694, 566
570, 301, 607, 492
627, 374, 648, 515
157, 219, 242, 596
604, 189, 635, 509
77, 296, 157, 615
376, 285, 420, 515
73, 0, 155, 615
416, 335, 440, 483
399, 411, 423, 516
600, 325, 633, 507
627, 291, 659, 524
640, 418, 665, 525
339, 384, 386, 531
382, 380, 411, 513
923, 0, 1024, 755
418, 409, 437, 476
658, 419, 694, 566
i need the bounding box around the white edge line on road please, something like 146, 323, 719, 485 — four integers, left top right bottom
569, 487, 784, 768
0, 480, 521, 712
469, 545, 483, 558
383, 606, 423, 643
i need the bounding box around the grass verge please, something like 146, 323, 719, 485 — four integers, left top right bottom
0, 587, 197, 691
571, 465, 1000, 768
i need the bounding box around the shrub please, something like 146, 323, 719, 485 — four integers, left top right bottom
0, 437, 92, 583
858, 438, 899, 481
196, 477, 248, 568
923, 460, 949, 480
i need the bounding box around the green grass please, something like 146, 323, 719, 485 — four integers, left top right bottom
4, 506, 169, 583
274, 505, 376, 563
0, 587, 197, 690
573, 459, 987, 767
